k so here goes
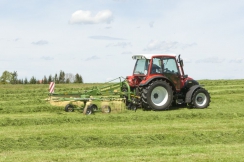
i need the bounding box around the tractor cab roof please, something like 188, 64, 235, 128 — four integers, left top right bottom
132, 54, 176, 60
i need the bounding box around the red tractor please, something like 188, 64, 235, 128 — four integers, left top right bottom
124, 54, 211, 110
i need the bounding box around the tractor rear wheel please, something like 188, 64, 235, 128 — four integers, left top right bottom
142, 80, 173, 110
190, 88, 210, 108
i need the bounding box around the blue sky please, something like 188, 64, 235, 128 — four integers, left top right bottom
0, 0, 244, 82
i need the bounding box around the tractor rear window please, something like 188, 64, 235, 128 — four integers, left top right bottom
133, 59, 150, 75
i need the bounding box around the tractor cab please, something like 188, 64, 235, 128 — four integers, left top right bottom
133, 54, 180, 75
127, 54, 188, 91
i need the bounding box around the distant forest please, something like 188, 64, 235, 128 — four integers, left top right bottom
0, 70, 83, 84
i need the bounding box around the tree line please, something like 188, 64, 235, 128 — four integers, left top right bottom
0, 70, 83, 84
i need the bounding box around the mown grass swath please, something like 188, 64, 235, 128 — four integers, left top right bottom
0, 80, 244, 161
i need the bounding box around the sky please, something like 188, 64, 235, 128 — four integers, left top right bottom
0, 0, 244, 83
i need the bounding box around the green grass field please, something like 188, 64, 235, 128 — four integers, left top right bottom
0, 80, 244, 162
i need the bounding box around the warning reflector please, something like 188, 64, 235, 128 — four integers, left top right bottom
49, 82, 55, 93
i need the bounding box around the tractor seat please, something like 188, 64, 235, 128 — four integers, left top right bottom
151, 64, 161, 74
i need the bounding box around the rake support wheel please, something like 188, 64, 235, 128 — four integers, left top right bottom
83, 105, 93, 115
64, 104, 74, 112
101, 105, 111, 113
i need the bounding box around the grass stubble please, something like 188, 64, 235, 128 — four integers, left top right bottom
0, 79, 244, 161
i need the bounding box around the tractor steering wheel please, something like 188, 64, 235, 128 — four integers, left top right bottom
163, 68, 171, 73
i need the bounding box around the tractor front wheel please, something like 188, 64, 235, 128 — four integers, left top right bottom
142, 80, 173, 110
190, 88, 210, 108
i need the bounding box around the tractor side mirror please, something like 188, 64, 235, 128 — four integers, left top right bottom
183, 74, 188, 78
177, 54, 184, 67
180, 60, 184, 67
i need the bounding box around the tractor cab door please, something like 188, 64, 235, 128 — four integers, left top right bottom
161, 57, 181, 91
151, 57, 181, 91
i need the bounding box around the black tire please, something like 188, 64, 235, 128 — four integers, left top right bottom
190, 88, 210, 108
64, 104, 74, 112
89, 104, 98, 111
101, 105, 111, 113
85, 105, 93, 115
142, 80, 173, 110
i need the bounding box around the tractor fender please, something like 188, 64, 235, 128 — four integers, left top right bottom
139, 76, 174, 89
185, 85, 202, 103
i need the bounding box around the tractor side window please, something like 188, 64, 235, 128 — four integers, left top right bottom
163, 58, 179, 74
134, 59, 149, 75
151, 58, 162, 74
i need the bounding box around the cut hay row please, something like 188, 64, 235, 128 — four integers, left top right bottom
0, 79, 244, 114
1, 80, 244, 161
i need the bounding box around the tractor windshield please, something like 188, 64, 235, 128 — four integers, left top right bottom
133, 59, 150, 75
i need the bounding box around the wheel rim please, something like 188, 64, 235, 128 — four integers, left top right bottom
86, 109, 92, 115
195, 93, 207, 107
68, 107, 72, 112
102, 105, 111, 113
104, 107, 110, 113
67, 106, 73, 112
104, 108, 109, 113
151, 86, 168, 106
91, 105, 97, 111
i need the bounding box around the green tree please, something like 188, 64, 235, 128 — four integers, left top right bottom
54, 73, 58, 83
0, 71, 12, 84
24, 78, 28, 84
74, 73, 83, 83
29, 76, 37, 84
18, 79, 23, 84
59, 70, 65, 83
48, 75, 52, 83
65, 78, 70, 83
43, 75, 48, 84
10, 71, 18, 84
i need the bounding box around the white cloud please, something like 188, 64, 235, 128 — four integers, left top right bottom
149, 21, 154, 28
144, 40, 196, 51
183, 58, 192, 63
105, 26, 112, 29
41, 56, 54, 60
113, 0, 127, 2
106, 42, 132, 48
146, 40, 174, 51
14, 38, 20, 42
70, 10, 113, 24
32, 40, 48, 45
85, 55, 100, 61
229, 58, 243, 63
196, 57, 225, 63
181, 43, 197, 49
121, 51, 132, 55
89, 36, 125, 40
